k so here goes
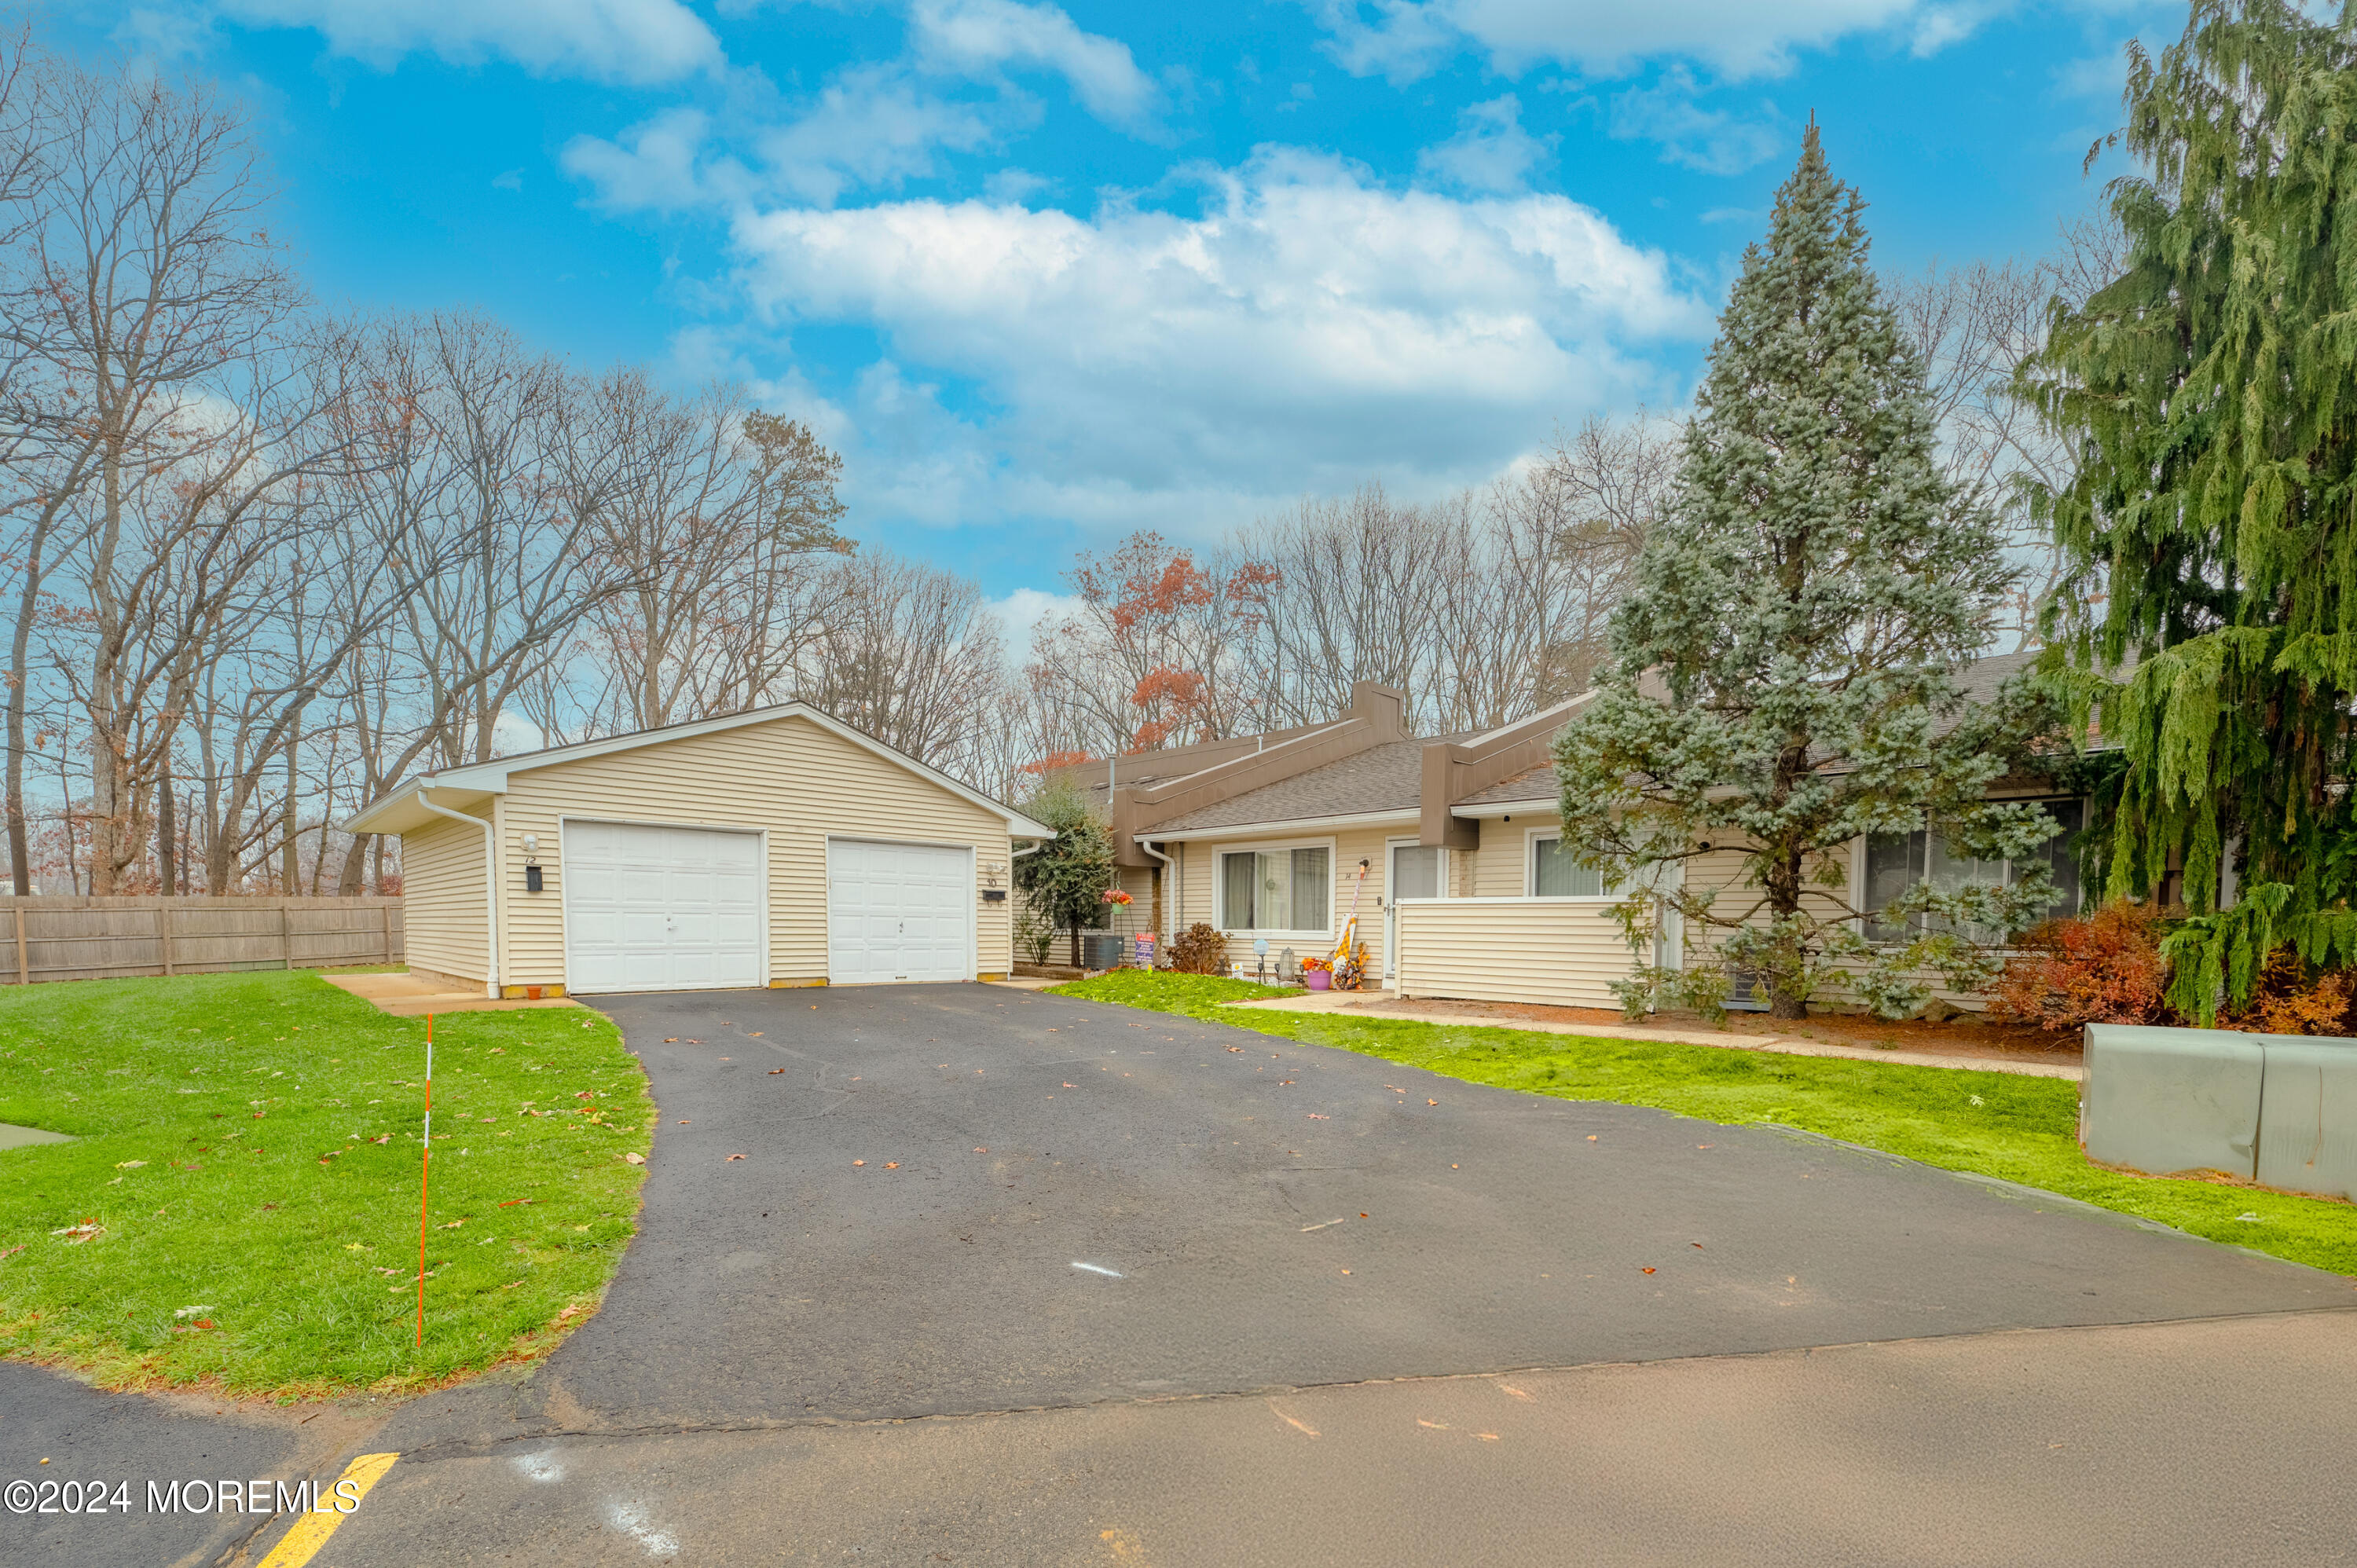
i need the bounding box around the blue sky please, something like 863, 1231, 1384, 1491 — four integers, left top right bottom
68, 0, 2181, 624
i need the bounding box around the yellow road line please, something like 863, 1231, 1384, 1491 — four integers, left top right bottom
255, 1451, 401, 1568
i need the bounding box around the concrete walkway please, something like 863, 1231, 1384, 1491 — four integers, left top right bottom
1222, 988, 2082, 1080
322, 971, 581, 1017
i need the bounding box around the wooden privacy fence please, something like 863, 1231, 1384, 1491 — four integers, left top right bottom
0, 896, 405, 986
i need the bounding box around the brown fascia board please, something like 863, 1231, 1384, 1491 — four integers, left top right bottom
1110, 683, 1411, 864
1417, 692, 1597, 848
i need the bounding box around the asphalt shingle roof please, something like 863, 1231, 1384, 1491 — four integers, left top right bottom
1149, 737, 1464, 832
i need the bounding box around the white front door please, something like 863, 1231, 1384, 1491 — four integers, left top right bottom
1384, 839, 1444, 980
562, 821, 764, 994
828, 839, 972, 984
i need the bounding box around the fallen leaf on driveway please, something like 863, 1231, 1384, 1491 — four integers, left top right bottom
852, 1160, 865, 1167
1227, 1046, 1243, 1053
1305, 1113, 1329, 1119
1427, 1099, 1438, 1106
884, 1162, 900, 1169
1417, 1420, 1448, 1430
1586, 1135, 1598, 1142
1064, 1083, 1076, 1088
768, 1068, 786, 1075
726, 1153, 745, 1161
974, 1147, 988, 1153
664, 1039, 678, 1043
1641, 1267, 1656, 1274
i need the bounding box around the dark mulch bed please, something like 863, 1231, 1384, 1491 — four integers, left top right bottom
1351, 995, 2086, 1067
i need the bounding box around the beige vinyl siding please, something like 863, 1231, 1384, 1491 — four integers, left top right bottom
1395, 897, 1635, 1008
1469, 813, 1558, 896
492, 714, 1013, 988
1171, 822, 1406, 973
401, 808, 490, 984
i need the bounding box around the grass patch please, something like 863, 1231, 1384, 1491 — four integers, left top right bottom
0, 970, 651, 1398
1050, 972, 2357, 1278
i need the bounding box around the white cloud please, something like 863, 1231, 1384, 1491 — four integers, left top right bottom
1609, 70, 1784, 175
910, 0, 1157, 126
1319, 0, 1930, 82
1416, 93, 1554, 193
989, 587, 1087, 647
219, 0, 722, 83
754, 65, 1002, 205
563, 108, 725, 213
717, 148, 1706, 530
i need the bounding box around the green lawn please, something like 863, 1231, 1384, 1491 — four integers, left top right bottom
1052, 971, 2357, 1277
0, 970, 651, 1398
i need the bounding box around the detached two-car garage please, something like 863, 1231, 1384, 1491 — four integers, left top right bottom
346, 703, 1049, 998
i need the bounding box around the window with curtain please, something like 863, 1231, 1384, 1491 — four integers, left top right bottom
1530, 835, 1618, 897
1218, 846, 1330, 932
1863, 799, 2084, 943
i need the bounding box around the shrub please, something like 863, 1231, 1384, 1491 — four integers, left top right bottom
1987, 900, 2170, 1031
1166, 921, 1226, 975
2223, 948, 2357, 1036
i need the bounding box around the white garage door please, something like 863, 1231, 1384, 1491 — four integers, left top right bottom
563, 822, 764, 994
828, 839, 970, 984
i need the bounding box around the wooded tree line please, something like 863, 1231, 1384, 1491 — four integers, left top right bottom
1021, 225, 2114, 767
0, 38, 1018, 896
0, 30, 2113, 898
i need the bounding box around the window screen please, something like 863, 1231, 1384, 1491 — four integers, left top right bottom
1862, 799, 2084, 942
1219, 847, 1330, 931
1532, 836, 1612, 897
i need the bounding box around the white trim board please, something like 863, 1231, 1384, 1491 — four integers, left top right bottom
1138, 809, 1416, 844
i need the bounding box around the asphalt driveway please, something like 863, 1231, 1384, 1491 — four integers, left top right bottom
376, 980, 2344, 1445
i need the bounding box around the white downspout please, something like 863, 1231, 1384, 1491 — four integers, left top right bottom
1138, 836, 1177, 943
416, 786, 500, 998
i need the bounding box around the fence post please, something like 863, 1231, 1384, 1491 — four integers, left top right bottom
159, 905, 174, 976
13, 907, 24, 986
382, 901, 394, 965
281, 903, 293, 971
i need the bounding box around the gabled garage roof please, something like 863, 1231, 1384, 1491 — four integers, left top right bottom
346, 702, 1054, 838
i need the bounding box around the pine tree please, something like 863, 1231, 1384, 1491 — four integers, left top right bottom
1555, 123, 2064, 1020
2022, 0, 2357, 1017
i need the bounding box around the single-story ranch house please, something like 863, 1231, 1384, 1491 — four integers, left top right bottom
1053, 657, 2084, 1009
346, 704, 1052, 998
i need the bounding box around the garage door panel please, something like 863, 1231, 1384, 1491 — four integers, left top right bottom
828, 839, 970, 984
564, 822, 764, 995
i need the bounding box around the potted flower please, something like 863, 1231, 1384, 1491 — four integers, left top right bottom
1299, 955, 1332, 992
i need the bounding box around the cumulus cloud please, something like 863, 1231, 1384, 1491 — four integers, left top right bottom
1318, 0, 1928, 82
910, 0, 1157, 126
219, 0, 722, 83
754, 65, 1003, 205
563, 107, 725, 212
1609, 70, 1784, 175
720, 148, 1706, 525
1416, 94, 1555, 193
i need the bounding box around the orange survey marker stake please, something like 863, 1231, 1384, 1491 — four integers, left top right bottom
416, 1013, 432, 1349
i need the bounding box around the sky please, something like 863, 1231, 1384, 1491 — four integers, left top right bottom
61, 0, 2187, 632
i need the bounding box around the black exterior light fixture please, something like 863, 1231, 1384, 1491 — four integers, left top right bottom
522, 833, 544, 894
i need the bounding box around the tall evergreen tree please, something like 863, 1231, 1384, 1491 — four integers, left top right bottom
2022, 0, 2357, 1016
1556, 124, 2063, 1020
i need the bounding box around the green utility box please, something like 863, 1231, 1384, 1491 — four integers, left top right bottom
2255, 1037, 2357, 1201
2082, 1024, 2264, 1180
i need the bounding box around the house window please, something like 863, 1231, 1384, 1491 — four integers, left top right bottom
1863, 799, 2084, 943
1219, 846, 1330, 932
1530, 834, 1618, 898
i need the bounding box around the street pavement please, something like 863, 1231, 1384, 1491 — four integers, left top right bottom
9, 983, 2355, 1565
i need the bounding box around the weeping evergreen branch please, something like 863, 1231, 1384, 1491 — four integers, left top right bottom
2022, 0, 2357, 1009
